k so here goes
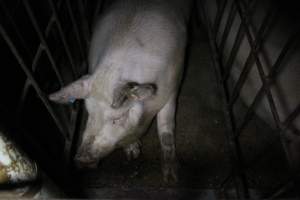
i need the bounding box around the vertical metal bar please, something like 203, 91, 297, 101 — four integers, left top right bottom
22, 0, 64, 86
48, 0, 79, 78
0, 24, 70, 139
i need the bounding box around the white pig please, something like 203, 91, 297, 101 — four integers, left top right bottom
49, 0, 192, 182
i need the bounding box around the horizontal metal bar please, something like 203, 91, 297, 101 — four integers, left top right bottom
0, 24, 70, 139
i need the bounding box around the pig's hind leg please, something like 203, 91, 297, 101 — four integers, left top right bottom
157, 95, 178, 183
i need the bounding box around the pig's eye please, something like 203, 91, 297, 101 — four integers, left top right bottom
112, 116, 123, 125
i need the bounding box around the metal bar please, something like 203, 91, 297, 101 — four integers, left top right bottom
197, 1, 249, 198
213, 0, 228, 36
218, 1, 237, 57
228, 1, 276, 107
77, 0, 90, 48
66, 0, 86, 67
0, 24, 70, 139
22, 0, 64, 86
0, 0, 32, 60
224, 3, 276, 83
92, 0, 104, 27
235, 29, 300, 137
235, 0, 282, 129
235, 0, 298, 175
48, 0, 79, 78
282, 104, 300, 131
17, 0, 63, 116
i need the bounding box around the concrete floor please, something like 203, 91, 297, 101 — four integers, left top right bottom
75, 21, 291, 199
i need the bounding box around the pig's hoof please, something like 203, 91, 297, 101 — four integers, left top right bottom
124, 141, 141, 161
162, 161, 178, 183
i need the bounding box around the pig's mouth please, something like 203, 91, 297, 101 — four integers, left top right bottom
74, 153, 99, 169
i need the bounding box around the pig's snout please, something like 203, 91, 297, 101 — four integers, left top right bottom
74, 151, 99, 169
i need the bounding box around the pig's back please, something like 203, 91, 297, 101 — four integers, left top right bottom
88, 0, 190, 73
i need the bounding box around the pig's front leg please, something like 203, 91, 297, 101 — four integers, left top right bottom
157, 95, 178, 183
123, 140, 141, 161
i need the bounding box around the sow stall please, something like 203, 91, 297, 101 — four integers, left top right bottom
0, 0, 299, 198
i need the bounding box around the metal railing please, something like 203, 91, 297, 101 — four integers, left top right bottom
199, 0, 300, 198
0, 0, 103, 178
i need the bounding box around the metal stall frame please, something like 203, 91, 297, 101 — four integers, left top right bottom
198, 0, 300, 198
0, 0, 104, 187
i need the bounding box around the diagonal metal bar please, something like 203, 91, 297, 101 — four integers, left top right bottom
228, 2, 277, 107
48, 0, 79, 78
17, 0, 63, 116
234, 29, 300, 137
218, 1, 237, 56
197, 1, 249, 198
77, 0, 90, 48
0, 24, 70, 139
235, 0, 299, 172
282, 104, 300, 131
66, 0, 86, 64
213, 0, 228, 37
0, 0, 32, 60
22, 0, 64, 86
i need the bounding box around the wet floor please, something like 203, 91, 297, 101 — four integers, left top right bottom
75, 21, 290, 199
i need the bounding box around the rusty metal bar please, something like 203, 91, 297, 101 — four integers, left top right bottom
48, 0, 79, 78
0, 24, 70, 139
22, 0, 64, 86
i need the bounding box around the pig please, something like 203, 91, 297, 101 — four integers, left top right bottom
49, 0, 192, 182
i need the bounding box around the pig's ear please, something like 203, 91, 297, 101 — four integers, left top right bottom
49, 75, 92, 104
111, 82, 157, 108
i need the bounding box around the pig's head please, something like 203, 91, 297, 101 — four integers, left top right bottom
49, 75, 156, 168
